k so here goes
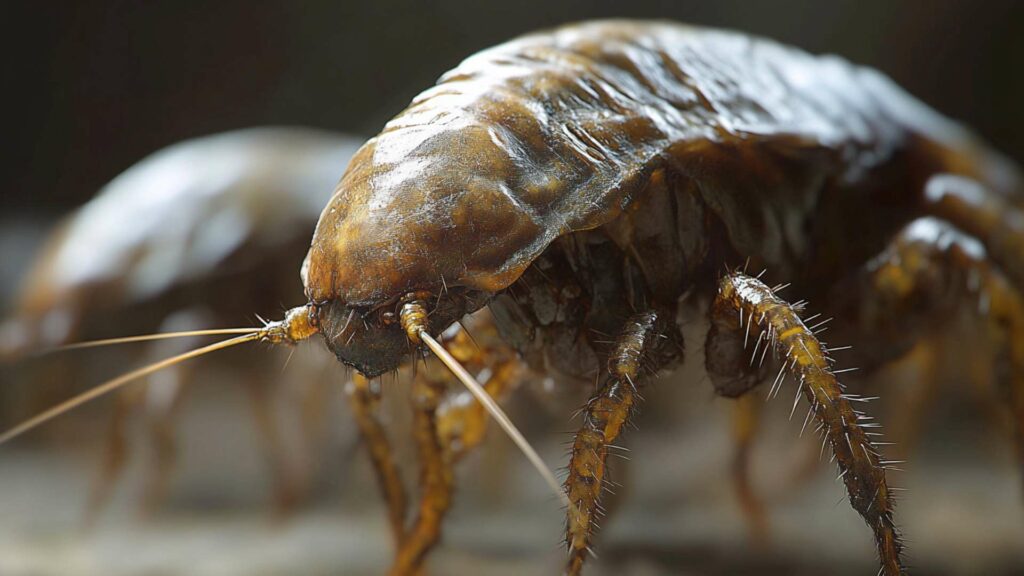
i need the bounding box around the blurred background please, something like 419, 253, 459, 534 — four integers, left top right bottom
2, 1, 1023, 575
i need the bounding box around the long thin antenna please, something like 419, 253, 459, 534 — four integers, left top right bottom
0, 333, 259, 445
51, 328, 260, 352
418, 328, 569, 508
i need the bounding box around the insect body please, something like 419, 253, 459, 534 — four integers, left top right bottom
300, 20, 1023, 575
7, 20, 1023, 575
3, 127, 363, 519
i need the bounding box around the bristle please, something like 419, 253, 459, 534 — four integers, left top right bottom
0, 333, 260, 445
417, 328, 568, 508
48, 328, 260, 352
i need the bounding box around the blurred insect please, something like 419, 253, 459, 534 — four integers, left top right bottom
3, 19, 1024, 576
1, 127, 363, 521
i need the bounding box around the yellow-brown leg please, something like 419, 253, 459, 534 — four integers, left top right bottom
564, 311, 681, 575
391, 314, 527, 575
389, 367, 452, 576
705, 292, 774, 544
730, 393, 770, 544
836, 217, 1024, 492
882, 338, 941, 461
714, 273, 905, 575
436, 358, 524, 462
347, 372, 408, 548
925, 174, 1024, 290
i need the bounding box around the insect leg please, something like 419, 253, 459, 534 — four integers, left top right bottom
876, 338, 943, 461
436, 358, 523, 462
704, 298, 774, 542
434, 315, 526, 462
564, 310, 681, 576
84, 390, 134, 527
729, 394, 770, 544
242, 377, 304, 518
346, 372, 408, 548
713, 272, 905, 576
389, 364, 452, 576
925, 174, 1024, 290
390, 318, 526, 575
836, 217, 1024, 490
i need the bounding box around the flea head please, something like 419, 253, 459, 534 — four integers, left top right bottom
299, 118, 536, 376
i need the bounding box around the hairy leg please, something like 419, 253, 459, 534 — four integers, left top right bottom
713, 272, 905, 575
564, 310, 681, 576
347, 372, 408, 548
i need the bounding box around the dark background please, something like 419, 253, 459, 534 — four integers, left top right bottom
6, 0, 1024, 216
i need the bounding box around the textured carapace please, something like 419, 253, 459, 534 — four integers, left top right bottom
3, 127, 363, 355
303, 19, 1016, 377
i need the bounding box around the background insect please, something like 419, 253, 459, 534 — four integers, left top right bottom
2, 4, 1024, 573
1, 127, 364, 522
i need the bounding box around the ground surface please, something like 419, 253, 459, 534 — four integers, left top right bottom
1, 344, 1022, 576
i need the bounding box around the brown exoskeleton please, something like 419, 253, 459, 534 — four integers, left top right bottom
2, 127, 363, 521
5, 20, 1024, 575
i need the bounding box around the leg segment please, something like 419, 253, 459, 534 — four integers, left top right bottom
347, 372, 408, 548
564, 310, 681, 576
925, 174, 1024, 290
389, 367, 452, 576
705, 295, 774, 542
84, 390, 134, 527
837, 217, 1024, 488
729, 393, 770, 544
433, 317, 526, 463
390, 314, 527, 575
713, 272, 905, 575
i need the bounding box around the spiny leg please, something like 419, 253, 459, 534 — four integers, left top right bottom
346, 372, 408, 548
564, 310, 681, 576
389, 362, 452, 576
714, 272, 905, 575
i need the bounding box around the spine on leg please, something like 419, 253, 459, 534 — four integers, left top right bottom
715, 273, 905, 576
